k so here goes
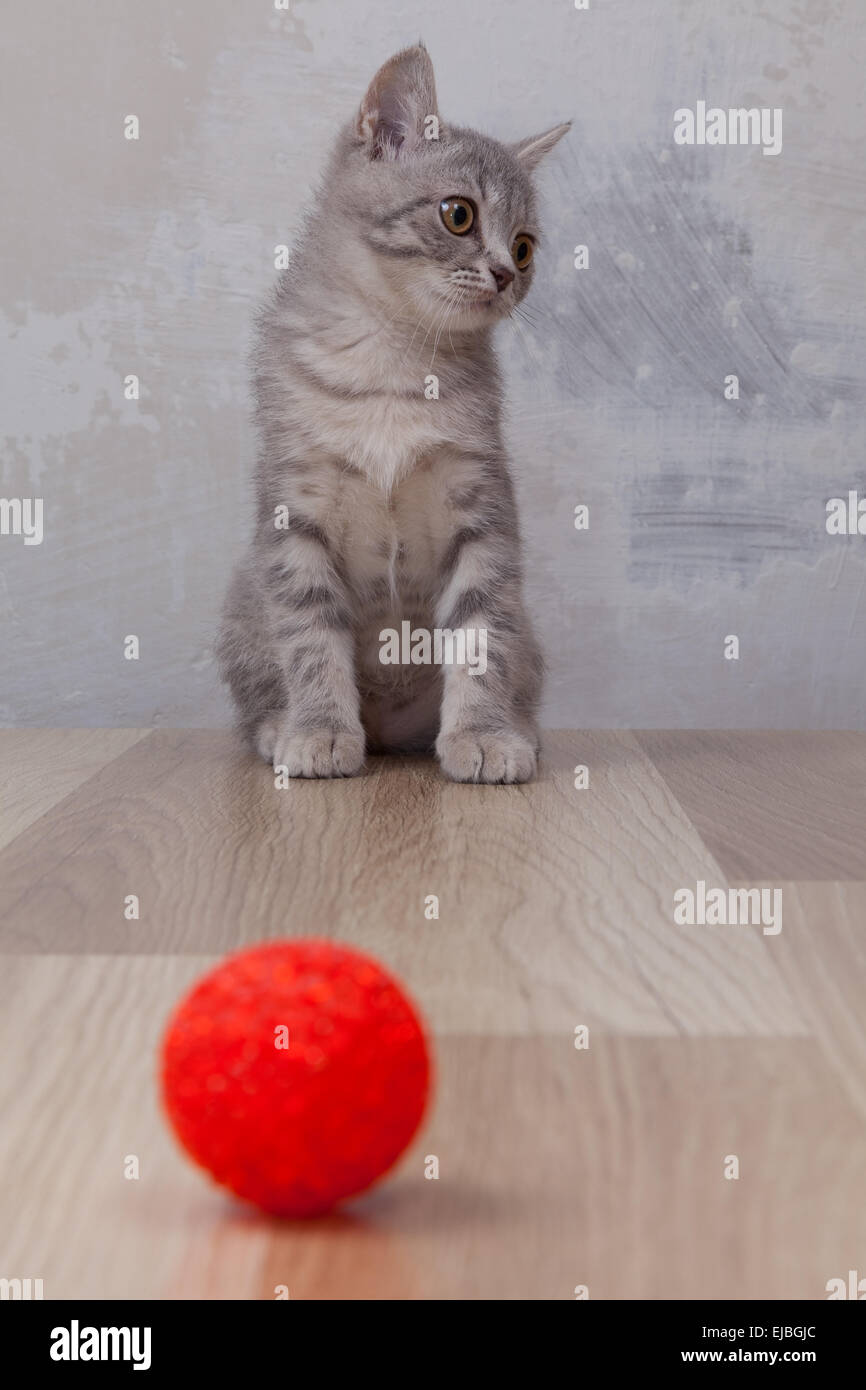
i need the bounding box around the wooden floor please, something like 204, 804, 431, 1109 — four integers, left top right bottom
0, 729, 864, 1299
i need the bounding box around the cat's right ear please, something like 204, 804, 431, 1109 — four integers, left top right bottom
511, 121, 572, 172
356, 44, 441, 159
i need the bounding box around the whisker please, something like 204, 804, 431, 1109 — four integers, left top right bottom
431, 287, 466, 367
513, 304, 540, 330
422, 286, 460, 363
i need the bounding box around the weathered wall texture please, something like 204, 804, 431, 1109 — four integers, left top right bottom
1, 0, 864, 727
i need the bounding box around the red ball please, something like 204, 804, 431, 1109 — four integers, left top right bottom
160, 940, 431, 1217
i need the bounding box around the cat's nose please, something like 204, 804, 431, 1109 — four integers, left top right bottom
490, 263, 515, 292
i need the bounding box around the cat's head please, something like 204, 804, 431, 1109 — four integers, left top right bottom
328, 45, 569, 336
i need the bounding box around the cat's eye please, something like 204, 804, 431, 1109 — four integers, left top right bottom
440, 197, 475, 235
511, 235, 534, 270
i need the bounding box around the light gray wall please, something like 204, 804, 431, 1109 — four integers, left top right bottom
2, 0, 864, 728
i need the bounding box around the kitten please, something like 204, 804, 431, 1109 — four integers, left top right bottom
218, 44, 568, 782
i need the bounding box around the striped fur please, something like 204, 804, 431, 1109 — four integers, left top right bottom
217, 45, 569, 782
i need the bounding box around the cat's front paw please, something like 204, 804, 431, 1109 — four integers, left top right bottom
257, 720, 365, 778
436, 729, 538, 784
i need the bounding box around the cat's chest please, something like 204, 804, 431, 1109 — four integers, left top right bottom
311, 393, 448, 494
290, 332, 487, 493
332, 455, 469, 600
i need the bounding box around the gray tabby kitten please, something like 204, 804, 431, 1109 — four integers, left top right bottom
218, 44, 568, 782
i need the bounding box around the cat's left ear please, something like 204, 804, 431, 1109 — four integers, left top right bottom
511, 121, 571, 172
356, 44, 441, 158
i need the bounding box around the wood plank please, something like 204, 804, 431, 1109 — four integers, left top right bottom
636, 730, 866, 880
0, 731, 803, 1036
0, 957, 859, 1300
0, 729, 152, 850
763, 880, 866, 1122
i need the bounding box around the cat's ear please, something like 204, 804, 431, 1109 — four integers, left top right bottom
511, 121, 571, 172
356, 44, 441, 158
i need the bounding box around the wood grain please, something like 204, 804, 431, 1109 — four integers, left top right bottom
0, 956, 862, 1300
0, 730, 803, 1036
0, 729, 152, 851
762, 880, 866, 1121
635, 731, 866, 880
0, 729, 863, 1300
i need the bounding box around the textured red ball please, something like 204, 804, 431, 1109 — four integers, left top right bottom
160, 940, 431, 1217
